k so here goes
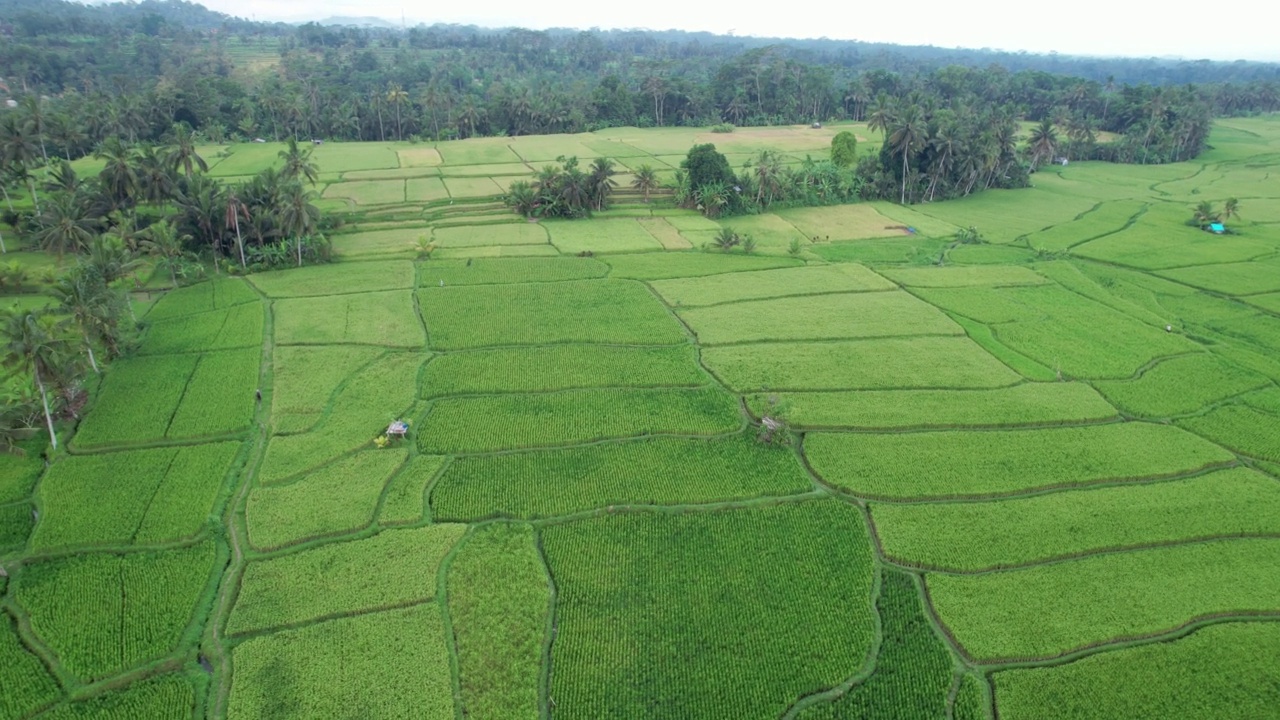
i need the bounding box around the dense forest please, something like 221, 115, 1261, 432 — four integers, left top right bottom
0, 0, 1277, 208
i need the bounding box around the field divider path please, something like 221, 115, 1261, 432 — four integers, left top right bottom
436, 527, 474, 720
534, 528, 558, 720
223, 596, 438, 644
206, 289, 275, 720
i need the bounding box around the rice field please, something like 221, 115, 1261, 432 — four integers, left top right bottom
11, 117, 1280, 719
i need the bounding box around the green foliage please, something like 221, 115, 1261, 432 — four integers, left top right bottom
419, 386, 741, 453
230, 524, 465, 634
872, 467, 1280, 571
15, 542, 215, 681
257, 352, 422, 483
448, 524, 550, 719
678, 291, 962, 345
830, 131, 858, 168
40, 674, 196, 720
0, 501, 34, 551
0, 612, 61, 719
379, 454, 447, 524
805, 422, 1232, 499
682, 144, 735, 194
432, 434, 812, 520
273, 290, 424, 347
797, 570, 953, 719
32, 442, 239, 549
882, 265, 1047, 287
418, 256, 608, 285
422, 344, 704, 397
542, 500, 876, 718
228, 604, 455, 718
930, 538, 1280, 661
651, 264, 894, 307
420, 279, 686, 349
246, 449, 407, 550
0, 439, 50, 504
702, 337, 1022, 391
166, 348, 260, 438
993, 622, 1280, 719
747, 383, 1117, 429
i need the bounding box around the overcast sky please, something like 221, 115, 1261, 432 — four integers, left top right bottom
193, 0, 1279, 63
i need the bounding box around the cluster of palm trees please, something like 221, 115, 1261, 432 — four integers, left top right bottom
2, 248, 137, 452
670, 148, 862, 219
504, 157, 629, 219
2, 125, 327, 272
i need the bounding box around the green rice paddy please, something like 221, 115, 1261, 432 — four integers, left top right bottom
6, 116, 1280, 719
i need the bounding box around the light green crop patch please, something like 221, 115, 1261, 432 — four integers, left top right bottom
805, 422, 1232, 500
651, 264, 893, 306
274, 290, 424, 347
929, 538, 1280, 662
230, 524, 465, 633
873, 467, 1280, 571
228, 604, 455, 719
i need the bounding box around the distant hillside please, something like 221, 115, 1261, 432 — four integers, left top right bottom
313, 15, 399, 29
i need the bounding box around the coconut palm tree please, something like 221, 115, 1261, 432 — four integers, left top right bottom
225, 188, 250, 268
141, 220, 191, 287
1, 308, 70, 449
96, 137, 140, 211
135, 145, 177, 207
1027, 119, 1058, 170
279, 138, 320, 186
887, 106, 927, 204
387, 83, 409, 141
587, 158, 618, 211
1223, 198, 1240, 222
51, 268, 109, 373
277, 182, 320, 267
20, 95, 50, 167
505, 181, 539, 218
166, 123, 208, 178
0, 115, 42, 213
631, 165, 660, 204
34, 193, 97, 258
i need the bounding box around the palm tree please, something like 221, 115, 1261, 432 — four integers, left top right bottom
1027, 119, 1058, 170
96, 138, 140, 211
34, 193, 97, 258
1193, 201, 1219, 226
166, 123, 208, 178
20, 95, 50, 167
277, 182, 320, 267
1223, 198, 1240, 222
587, 158, 618, 211
752, 150, 785, 207
141, 221, 191, 287
866, 93, 895, 139
51, 269, 109, 373
631, 165, 660, 203
1, 308, 70, 449
135, 145, 177, 207
225, 188, 250, 268
387, 83, 409, 141
504, 181, 539, 218
279, 138, 320, 186
0, 115, 42, 213
887, 106, 927, 204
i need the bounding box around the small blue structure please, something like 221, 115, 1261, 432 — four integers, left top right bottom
1209, 222, 1225, 234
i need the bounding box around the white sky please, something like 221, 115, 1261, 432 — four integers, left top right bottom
193, 0, 1280, 63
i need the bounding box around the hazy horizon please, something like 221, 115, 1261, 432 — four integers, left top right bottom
179, 0, 1280, 63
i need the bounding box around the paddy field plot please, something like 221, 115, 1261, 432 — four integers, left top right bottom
714, 213, 808, 247
273, 290, 424, 347
748, 382, 1117, 429
421, 344, 705, 396
248, 259, 414, 297
546, 217, 664, 254
604, 251, 802, 280
417, 256, 607, 285
1156, 256, 1280, 295
810, 235, 949, 264
542, 500, 875, 719
703, 336, 1022, 391
1024, 200, 1147, 252
405, 176, 450, 202
441, 176, 504, 198
139, 302, 263, 354
270, 345, 384, 433
650, 263, 894, 306
992, 622, 1280, 720
1094, 352, 1269, 417
433, 222, 548, 248
872, 467, 1280, 571
228, 604, 455, 719
928, 538, 1280, 662
431, 435, 812, 520
143, 277, 258, 321
678, 291, 963, 345
321, 179, 404, 205
805, 422, 1232, 500
419, 279, 686, 349
777, 203, 916, 241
